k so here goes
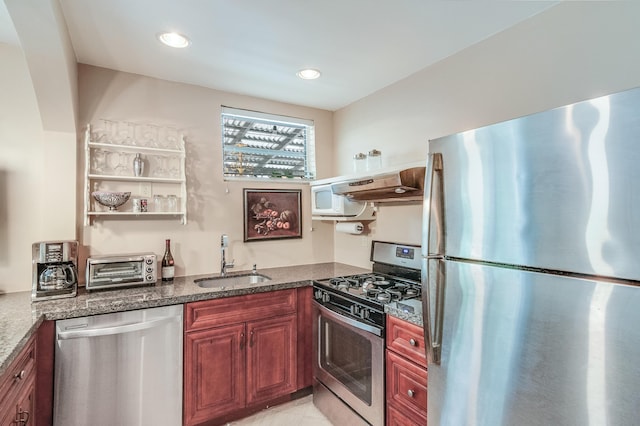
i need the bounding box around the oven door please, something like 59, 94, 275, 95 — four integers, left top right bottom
312, 300, 384, 426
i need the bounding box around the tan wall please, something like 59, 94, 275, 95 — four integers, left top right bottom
332, 2, 640, 267
77, 65, 335, 280
0, 44, 75, 293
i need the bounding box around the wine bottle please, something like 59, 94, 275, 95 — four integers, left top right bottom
162, 239, 175, 281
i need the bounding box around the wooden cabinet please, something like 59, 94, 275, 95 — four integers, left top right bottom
246, 314, 297, 405
184, 288, 306, 426
184, 323, 246, 422
386, 315, 428, 425
0, 335, 36, 425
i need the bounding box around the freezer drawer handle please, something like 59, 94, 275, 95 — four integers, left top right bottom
57, 316, 179, 340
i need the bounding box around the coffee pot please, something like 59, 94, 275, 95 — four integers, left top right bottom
32, 240, 79, 301
39, 264, 77, 290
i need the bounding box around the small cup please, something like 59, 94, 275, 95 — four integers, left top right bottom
153, 195, 165, 212
166, 195, 178, 212
133, 198, 142, 213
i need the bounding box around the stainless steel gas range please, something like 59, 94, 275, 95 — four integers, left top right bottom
312, 241, 421, 426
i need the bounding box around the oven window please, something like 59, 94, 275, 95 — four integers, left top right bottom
319, 316, 372, 405
89, 261, 144, 285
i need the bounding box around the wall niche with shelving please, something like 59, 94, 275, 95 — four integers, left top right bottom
83, 119, 187, 226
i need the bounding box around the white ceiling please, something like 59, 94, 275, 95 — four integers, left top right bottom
2, 0, 557, 111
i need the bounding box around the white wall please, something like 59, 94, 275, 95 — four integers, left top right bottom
0, 43, 63, 293
333, 2, 640, 267
78, 65, 335, 281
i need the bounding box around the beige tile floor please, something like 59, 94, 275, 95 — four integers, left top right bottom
228, 395, 333, 426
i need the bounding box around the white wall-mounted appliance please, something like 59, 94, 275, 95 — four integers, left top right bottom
311, 183, 375, 220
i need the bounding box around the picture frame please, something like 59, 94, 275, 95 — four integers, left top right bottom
243, 189, 302, 242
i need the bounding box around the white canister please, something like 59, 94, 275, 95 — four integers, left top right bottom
353, 153, 367, 173
367, 149, 382, 170
132, 198, 148, 213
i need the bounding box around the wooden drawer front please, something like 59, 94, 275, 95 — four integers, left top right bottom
0, 335, 36, 408
386, 350, 427, 424
185, 289, 297, 331
387, 402, 426, 426
387, 315, 427, 368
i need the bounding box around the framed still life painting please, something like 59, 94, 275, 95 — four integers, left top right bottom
243, 189, 302, 242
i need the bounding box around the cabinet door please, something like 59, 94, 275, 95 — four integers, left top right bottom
246, 314, 297, 406
184, 324, 246, 425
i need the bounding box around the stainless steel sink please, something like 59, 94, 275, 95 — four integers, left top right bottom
194, 273, 271, 289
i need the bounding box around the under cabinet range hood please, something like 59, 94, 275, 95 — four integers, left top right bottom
330, 165, 426, 202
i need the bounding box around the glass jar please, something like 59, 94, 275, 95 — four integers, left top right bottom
353, 152, 367, 174
153, 195, 166, 212
166, 195, 178, 212
367, 149, 382, 171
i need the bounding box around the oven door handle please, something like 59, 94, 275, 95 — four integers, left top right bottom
313, 300, 383, 337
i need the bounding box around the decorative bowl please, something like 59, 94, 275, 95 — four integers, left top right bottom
92, 191, 131, 211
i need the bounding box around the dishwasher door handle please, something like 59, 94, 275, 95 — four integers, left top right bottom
57, 315, 180, 340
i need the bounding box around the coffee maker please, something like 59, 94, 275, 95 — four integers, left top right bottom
32, 240, 78, 301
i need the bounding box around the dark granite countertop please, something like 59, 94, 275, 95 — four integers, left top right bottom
385, 299, 423, 327
0, 262, 368, 377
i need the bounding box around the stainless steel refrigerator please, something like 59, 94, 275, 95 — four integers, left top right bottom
422, 87, 640, 425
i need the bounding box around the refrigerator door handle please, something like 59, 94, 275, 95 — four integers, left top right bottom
422, 152, 444, 365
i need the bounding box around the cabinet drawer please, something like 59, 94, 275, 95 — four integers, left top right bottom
387, 315, 427, 368
185, 289, 297, 331
387, 402, 426, 426
0, 336, 36, 400
386, 350, 427, 423
0, 335, 36, 415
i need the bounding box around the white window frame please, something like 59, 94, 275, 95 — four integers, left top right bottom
221, 106, 316, 181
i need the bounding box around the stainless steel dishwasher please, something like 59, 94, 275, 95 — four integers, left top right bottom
53, 304, 183, 426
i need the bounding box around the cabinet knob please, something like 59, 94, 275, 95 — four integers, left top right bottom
14, 370, 25, 381
407, 389, 415, 398
409, 339, 417, 347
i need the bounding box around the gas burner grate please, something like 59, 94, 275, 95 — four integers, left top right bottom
317, 272, 421, 306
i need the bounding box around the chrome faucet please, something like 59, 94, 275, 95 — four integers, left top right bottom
220, 234, 234, 276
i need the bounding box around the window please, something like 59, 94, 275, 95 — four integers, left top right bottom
221, 107, 316, 180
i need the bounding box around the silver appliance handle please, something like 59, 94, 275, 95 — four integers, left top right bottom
313, 300, 383, 337
57, 315, 179, 340
421, 152, 445, 365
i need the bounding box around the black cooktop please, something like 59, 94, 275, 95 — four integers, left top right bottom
314, 272, 421, 306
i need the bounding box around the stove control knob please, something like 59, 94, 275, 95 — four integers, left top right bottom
322, 292, 330, 303
360, 308, 370, 319
350, 305, 360, 316
314, 290, 323, 300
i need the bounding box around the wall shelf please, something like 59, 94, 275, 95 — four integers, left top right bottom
83, 121, 188, 226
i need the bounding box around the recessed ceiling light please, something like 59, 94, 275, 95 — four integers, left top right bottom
297, 69, 321, 80
157, 32, 191, 48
